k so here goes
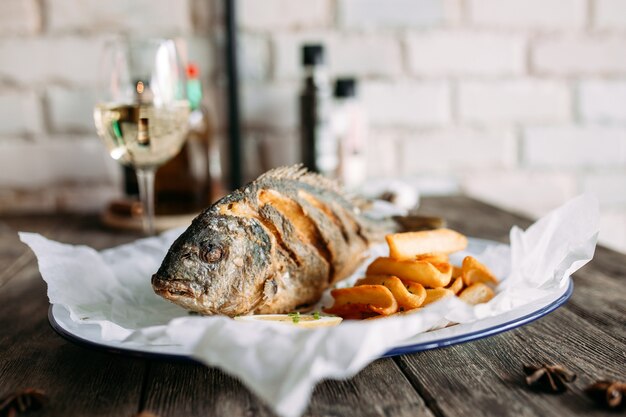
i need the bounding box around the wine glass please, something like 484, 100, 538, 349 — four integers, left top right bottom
94, 38, 190, 235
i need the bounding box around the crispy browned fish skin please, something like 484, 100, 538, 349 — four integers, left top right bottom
152, 165, 394, 317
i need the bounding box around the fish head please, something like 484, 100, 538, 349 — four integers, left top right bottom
151, 213, 274, 316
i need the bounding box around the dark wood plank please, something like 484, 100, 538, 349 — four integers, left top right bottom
142, 357, 434, 417
0, 215, 61, 287
306, 358, 435, 417
1, 197, 624, 417
418, 196, 532, 243
0, 215, 146, 416
395, 304, 626, 417
398, 196, 626, 417
141, 361, 275, 417
0, 260, 145, 416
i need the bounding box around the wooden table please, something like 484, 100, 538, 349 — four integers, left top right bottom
1, 196, 624, 417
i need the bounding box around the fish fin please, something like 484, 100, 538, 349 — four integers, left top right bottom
255, 164, 346, 196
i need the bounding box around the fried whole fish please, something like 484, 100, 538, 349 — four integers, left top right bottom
152, 166, 441, 316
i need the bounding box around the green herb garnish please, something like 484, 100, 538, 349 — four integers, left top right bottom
313, 311, 320, 320
288, 312, 301, 324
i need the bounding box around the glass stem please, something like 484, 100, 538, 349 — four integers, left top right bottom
136, 168, 156, 235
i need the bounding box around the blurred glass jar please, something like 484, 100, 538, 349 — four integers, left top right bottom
332, 78, 368, 190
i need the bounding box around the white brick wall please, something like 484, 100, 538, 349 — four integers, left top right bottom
594, 0, 626, 30
239, 34, 271, 81
579, 80, 626, 123
399, 128, 517, 174
46, 88, 97, 134
241, 83, 298, 129
533, 36, 626, 75
47, 0, 192, 34
0, 37, 109, 86
582, 173, 626, 207
0, 91, 43, 136
338, 0, 443, 29
273, 32, 403, 79
598, 210, 626, 253
459, 80, 570, 124
0, 139, 118, 188
238, 0, 332, 31
406, 31, 525, 76
467, 0, 586, 29
365, 131, 401, 178
523, 126, 626, 168
361, 81, 450, 127
0, 0, 41, 35
0, 0, 625, 252
461, 171, 578, 218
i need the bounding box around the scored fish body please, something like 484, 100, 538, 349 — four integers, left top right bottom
152, 166, 396, 317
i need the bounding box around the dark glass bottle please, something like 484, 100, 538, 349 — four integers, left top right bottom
299, 44, 336, 177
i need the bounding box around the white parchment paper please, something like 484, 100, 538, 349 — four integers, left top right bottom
19, 195, 599, 417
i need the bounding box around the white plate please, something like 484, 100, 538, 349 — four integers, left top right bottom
48, 238, 573, 360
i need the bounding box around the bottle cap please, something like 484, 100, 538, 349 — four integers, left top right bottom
334, 78, 357, 98
186, 63, 199, 79
302, 44, 325, 66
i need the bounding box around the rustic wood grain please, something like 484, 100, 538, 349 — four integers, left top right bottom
0, 196, 624, 417
305, 358, 435, 417
0, 215, 145, 417
142, 357, 434, 417
399, 196, 626, 417
395, 306, 625, 417
0, 215, 60, 287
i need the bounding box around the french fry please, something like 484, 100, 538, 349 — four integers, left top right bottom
423, 288, 455, 306
324, 285, 398, 318
403, 280, 427, 302
458, 283, 495, 305
386, 229, 468, 261
446, 276, 464, 295
366, 257, 453, 288
462, 256, 499, 287
356, 276, 426, 309
365, 307, 422, 320
415, 253, 449, 263
452, 265, 463, 279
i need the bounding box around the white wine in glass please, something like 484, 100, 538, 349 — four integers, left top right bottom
94, 39, 190, 235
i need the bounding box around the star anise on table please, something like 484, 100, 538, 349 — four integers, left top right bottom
585, 380, 626, 409
523, 364, 577, 393
0, 388, 47, 417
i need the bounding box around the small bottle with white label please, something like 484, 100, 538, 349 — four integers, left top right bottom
333, 78, 368, 189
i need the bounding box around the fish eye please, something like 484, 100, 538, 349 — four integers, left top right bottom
201, 246, 223, 263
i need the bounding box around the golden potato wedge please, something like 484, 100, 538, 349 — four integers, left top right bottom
446, 276, 464, 295
402, 280, 427, 302
366, 257, 452, 288
324, 285, 398, 318
415, 253, 449, 263
458, 282, 495, 305
364, 307, 422, 320
461, 256, 499, 287
423, 288, 455, 306
355, 276, 426, 310
386, 229, 468, 261
452, 265, 463, 279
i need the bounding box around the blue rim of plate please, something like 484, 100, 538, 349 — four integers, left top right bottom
48, 279, 573, 362
383, 278, 573, 357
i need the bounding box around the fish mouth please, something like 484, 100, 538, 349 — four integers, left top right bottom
151, 275, 198, 299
